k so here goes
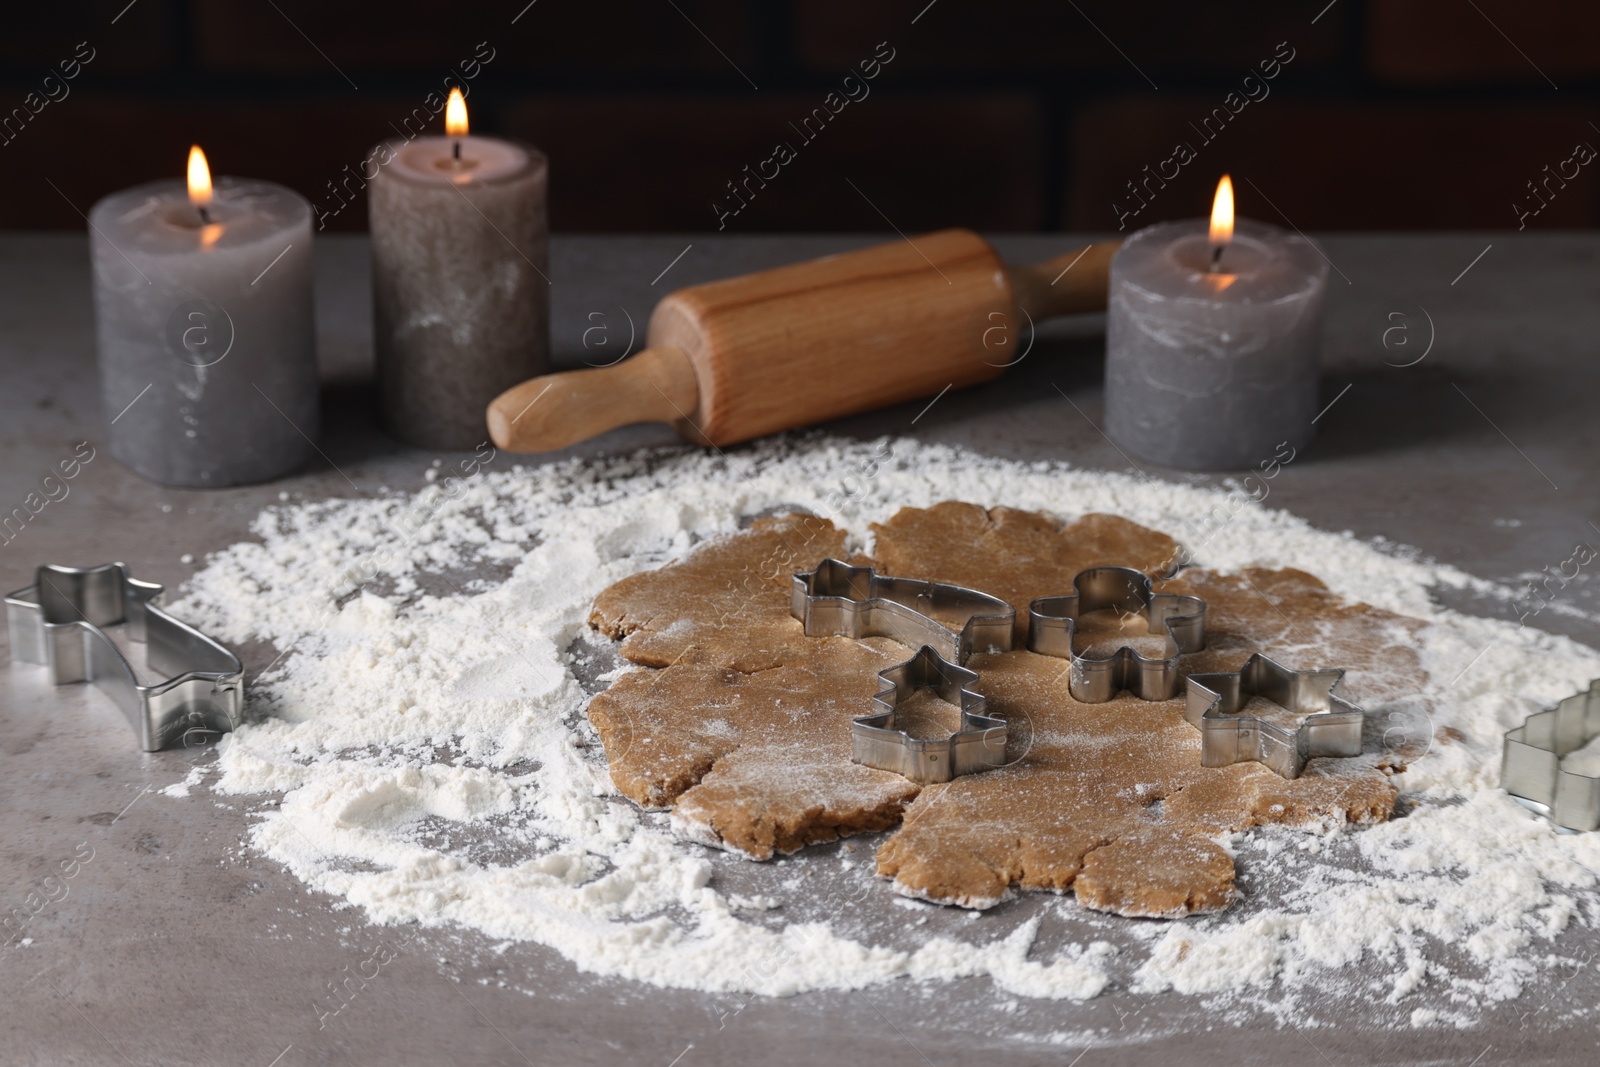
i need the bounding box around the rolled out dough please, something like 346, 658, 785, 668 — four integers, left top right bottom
586, 505, 1414, 917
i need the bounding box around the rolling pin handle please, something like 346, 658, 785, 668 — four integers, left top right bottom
1007, 239, 1122, 322
487, 344, 699, 453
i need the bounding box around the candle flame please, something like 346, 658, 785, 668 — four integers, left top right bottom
1209, 174, 1234, 247
445, 88, 469, 139
187, 145, 213, 208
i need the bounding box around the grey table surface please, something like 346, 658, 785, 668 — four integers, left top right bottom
2, 232, 1598, 1066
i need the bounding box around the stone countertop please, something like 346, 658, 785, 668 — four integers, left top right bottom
1, 232, 1597, 1065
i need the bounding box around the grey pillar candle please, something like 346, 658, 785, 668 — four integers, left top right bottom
369, 94, 549, 451
88, 149, 318, 487
1104, 213, 1328, 471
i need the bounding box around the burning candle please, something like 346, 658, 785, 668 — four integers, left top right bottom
1104, 175, 1328, 470
369, 88, 549, 450
89, 146, 319, 487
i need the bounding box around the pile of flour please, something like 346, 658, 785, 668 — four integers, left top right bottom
169, 436, 1600, 1025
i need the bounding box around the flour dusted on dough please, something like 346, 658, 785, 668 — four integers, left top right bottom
587, 507, 1408, 917
168, 437, 1600, 1019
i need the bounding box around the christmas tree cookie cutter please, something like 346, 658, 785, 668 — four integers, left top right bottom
1502, 680, 1600, 833
1184, 653, 1365, 779
853, 645, 1007, 784
5, 562, 244, 751
1027, 566, 1206, 702
791, 558, 1014, 665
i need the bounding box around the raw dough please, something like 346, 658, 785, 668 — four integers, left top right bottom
590, 512, 848, 672
869, 503, 1183, 642
585, 504, 1413, 917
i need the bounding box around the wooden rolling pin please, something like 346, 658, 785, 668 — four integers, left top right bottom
487, 229, 1120, 452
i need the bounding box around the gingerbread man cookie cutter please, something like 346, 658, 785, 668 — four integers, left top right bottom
791, 559, 1014, 665
1027, 566, 1206, 703
1502, 679, 1600, 833
1184, 653, 1365, 779
853, 645, 1007, 784
5, 563, 244, 751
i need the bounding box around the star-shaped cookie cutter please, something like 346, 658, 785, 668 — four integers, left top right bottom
1183, 653, 1365, 779
4, 562, 244, 751
791, 559, 1014, 665
852, 644, 1007, 784
1502, 679, 1600, 833
1027, 566, 1206, 702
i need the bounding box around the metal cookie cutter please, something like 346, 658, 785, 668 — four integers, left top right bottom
792, 559, 1014, 664
5, 563, 244, 751
1502, 680, 1600, 833
1027, 566, 1206, 702
1184, 653, 1364, 779
853, 645, 1007, 784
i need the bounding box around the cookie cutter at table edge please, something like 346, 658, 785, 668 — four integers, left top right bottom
1502, 679, 1600, 833
1184, 653, 1365, 780
852, 644, 1008, 784
791, 558, 1015, 664
5, 562, 244, 751
1027, 565, 1206, 702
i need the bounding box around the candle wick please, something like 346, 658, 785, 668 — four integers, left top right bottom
1209, 244, 1224, 273
197, 205, 211, 225
452, 140, 461, 162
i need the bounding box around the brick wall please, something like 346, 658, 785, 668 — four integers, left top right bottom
2, 0, 1594, 233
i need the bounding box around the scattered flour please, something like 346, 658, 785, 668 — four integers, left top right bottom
160, 764, 207, 798
168, 437, 1600, 1022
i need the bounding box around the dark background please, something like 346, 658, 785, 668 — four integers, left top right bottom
2, 0, 1595, 234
